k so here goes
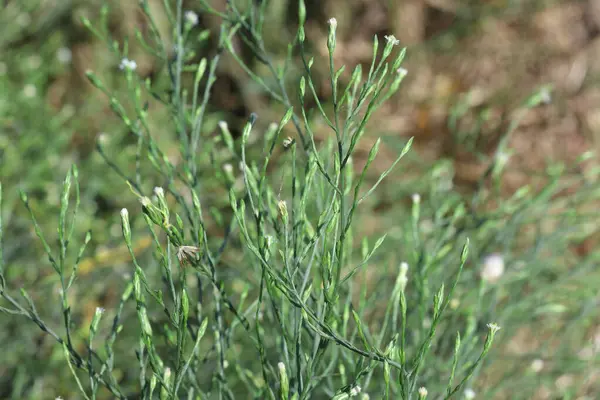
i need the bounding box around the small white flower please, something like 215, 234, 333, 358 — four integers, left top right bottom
119, 58, 137, 71
398, 262, 409, 290
464, 388, 476, 399
540, 87, 552, 104
480, 253, 505, 283
55, 397, 64, 400
418, 387, 428, 396
223, 163, 233, 173
486, 322, 501, 334
223, 360, 229, 369
530, 358, 544, 373
153, 187, 164, 197
95, 307, 105, 314
412, 193, 421, 204
400, 262, 409, 274
120, 208, 129, 218
328, 18, 337, 29
349, 385, 361, 396
283, 137, 294, 148
384, 35, 400, 46
450, 298, 460, 309
185, 10, 199, 26
57, 47, 72, 64
397, 67, 408, 77
23, 84, 37, 98
277, 362, 286, 373
140, 196, 152, 207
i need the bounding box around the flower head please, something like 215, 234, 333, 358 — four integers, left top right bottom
384, 35, 400, 46
531, 358, 544, 373
185, 10, 199, 26
119, 58, 137, 71
327, 18, 337, 29
486, 322, 501, 334
349, 385, 361, 397
418, 387, 428, 397
57, 47, 72, 64
283, 137, 294, 149
480, 253, 505, 283
464, 388, 476, 399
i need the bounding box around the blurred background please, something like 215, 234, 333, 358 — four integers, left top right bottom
1, 0, 600, 398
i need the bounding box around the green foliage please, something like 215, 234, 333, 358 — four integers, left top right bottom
1, 1, 599, 399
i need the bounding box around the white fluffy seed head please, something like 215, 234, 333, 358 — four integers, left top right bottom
418, 387, 428, 396
327, 18, 337, 29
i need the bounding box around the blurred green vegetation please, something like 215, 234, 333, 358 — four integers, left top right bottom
1, 0, 600, 399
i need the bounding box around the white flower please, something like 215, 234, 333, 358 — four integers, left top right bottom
384, 35, 400, 46
120, 208, 129, 218
223, 360, 229, 369
398, 262, 409, 290
57, 47, 72, 64
540, 87, 552, 104
277, 362, 286, 373
283, 137, 294, 148
55, 397, 64, 400
154, 187, 164, 197
530, 358, 544, 373
119, 58, 137, 71
412, 193, 421, 204
95, 307, 105, 314
184, 10, 199, 26
223, 163, 233, 173
486, 322, 501, 334
328, 18, 337, 29
360, 394, 370, 400
480, 253, 505, 283
418, 387, 428, 396
450, 298, 460, 309
397, 67, 408, 77
349, 385, 361, 396
23, 84, 37, 98
464, 388, 476, 399
218, 121, 228, 131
